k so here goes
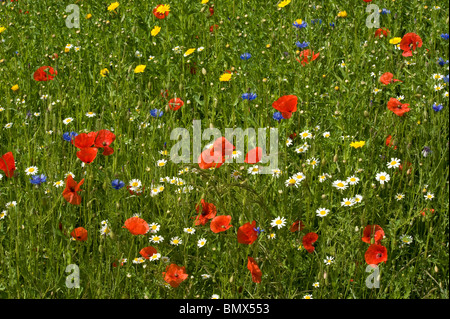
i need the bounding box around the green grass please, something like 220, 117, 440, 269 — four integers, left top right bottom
0, 0, 448, 299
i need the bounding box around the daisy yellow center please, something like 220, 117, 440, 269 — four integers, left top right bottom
337, 182, 344, 187
173, 240, 179, 244
275, 220, 282, 225
302, 133, 308, 137
158, 162, 165, 166
391, 161, 397, 165
380, 176, 386, 180
28, 168, 35, 172
320, 211, 326, 215
252, 168, 259, 172
154, 237, 160, 241
345, 201, 351, 205
289, 179, 296, 184
132, 182, 139, 187
350, 178, 356, 182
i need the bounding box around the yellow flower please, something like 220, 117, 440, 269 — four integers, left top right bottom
134, 65, 146, 73
86, 13, 92, 19
201, 0, 209, 3
278, 0, 291, 8
266, 44, 271, 48
334, 86, 339, 91
151, 26, 161, 37
350, 141, 365, 148
11, 84, 19, 91
100, 68, 109, 77
389, 37, 402, 45
219, 73, 232, 82
337, 11, 348, 18
156, 4, 170, 14
0, 27, 6, 34
108, 2, 119, 12
183, 48, 196, 57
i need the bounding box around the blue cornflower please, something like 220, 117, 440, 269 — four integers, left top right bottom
63, 131, 78, 142
437, 57, 449, 66
253, 227, 264, 234
443, 75, 449, 83
329, 22, 335, 28
150, 108, 163, 118
311, 19, 322, 25
432, 103, 444, 112
441, 33, 449, 40
295, 41, 309, 49
273, 112, 284, 121
381, 8, 391, 14
293, 19, 307, 29
242, 93, 257, 100
111, 179, 125, 190
240, 52, 252, 60
30, 174, 47, 185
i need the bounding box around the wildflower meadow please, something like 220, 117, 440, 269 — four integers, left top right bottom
0, 0, 449, 302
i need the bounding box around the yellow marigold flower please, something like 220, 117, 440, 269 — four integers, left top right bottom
134, 65, 146, 73
100, 68, 109, 77
11, 84, 19, 91
108, 2, 119, 12
86, 13, 92, 19
337, 11, 348, 18
350, 141, 365, 148
278, 0, 291, 8
389, 37, 402, 45
219, 73, 232, 82
151, 26, 161, 37
0, 27, 6, 34
183, 48, 196, 57
156, 4, 170, 14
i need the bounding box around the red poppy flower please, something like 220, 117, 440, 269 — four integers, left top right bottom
198, 146, 227, 170
247, 256, 262, 283
194, 199, 217, 226
210, 24, 219, 32
364, 244, 388, 265
70, 227, 88, 241
387, 98, 410, 116
385, 135, 397, 150
62, 175, 85, 205
296, 49, 320, 66
209, 6, 214, 16
0, 152, 16, 178
379, 72, 402, 85
374, 28, 390, 38
73, 132, 97, 149
363, 0, 372, 2
210, 215, 233, 233
163, 263, 188, 288
272, 95, 298, 119
76, 147, 98, 164
237, 221, 258, 245
290, 220, 305, 232
212, 137, 235, 157
33, 66, 57, 81
302, 232, 318, 253
153, 4, 170, 19
94, 129, 116, 156
400, 33, 422, 57
139, 246, 158, 259
361, 225, 385, 244
161, 89, 169, 99
245, 147, 263, 164
420, 208, 435, 217
122, 216, 149, 235
169, 98, 184, 111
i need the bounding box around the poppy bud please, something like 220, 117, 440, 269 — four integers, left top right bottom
333, 153, 338, 162
364, 110, 369, 117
